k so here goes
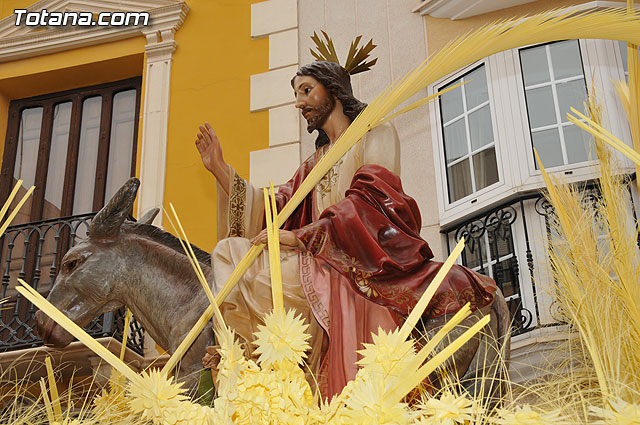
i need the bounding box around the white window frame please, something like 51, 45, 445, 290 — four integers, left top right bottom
460, 222, 519, 304
513, 39, 634, 190
430, 59, 514, 226
433, 0, 638, 344
520, 41, 591, 169
616, 40, 630, 78
441, 65, 500, 203
430, 38, 634, 227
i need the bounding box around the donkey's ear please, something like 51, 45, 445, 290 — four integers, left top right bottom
89, 178, 140, 239
139, 207, 160, 225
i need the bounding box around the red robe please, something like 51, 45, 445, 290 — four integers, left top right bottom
270, 152, 497, 399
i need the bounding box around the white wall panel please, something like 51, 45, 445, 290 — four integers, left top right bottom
250, 65, 298, 111
251, 0, 297, 38
269, 29, 299, 70
250, 143, 301, 187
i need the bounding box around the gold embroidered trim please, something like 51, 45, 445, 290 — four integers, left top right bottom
228, 173, 246, 237
346, 264, 378, 297
315, 145, 342, 199
316, 159, 342, 199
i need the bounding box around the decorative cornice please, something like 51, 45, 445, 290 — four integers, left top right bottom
0, 0, 189, 62
144, 39, 177, 60
412, 0, 540, 20
413, 0, 633, 19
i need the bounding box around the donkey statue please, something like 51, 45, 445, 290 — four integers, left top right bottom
35, 178, 213, 390
35, 178, 511, 399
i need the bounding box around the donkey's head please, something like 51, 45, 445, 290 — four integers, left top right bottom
35, 178, 157, 347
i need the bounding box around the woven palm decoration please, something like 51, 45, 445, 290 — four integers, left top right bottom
310, 30, 377, 75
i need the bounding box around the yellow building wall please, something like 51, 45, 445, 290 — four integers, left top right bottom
165, 0, 269, 252
0, 0, 269, 253
425, 0, 640, 54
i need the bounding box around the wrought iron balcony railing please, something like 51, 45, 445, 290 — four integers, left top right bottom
0, 213, 144, 355
442, 180, 639, 337
442, 193, 552, 336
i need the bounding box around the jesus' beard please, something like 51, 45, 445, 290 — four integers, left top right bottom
305, 96, 335, 133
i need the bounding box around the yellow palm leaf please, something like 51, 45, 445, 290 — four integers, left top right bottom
16, 280, 142, 385
0, 182, 34, 236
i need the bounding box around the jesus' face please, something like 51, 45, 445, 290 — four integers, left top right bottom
293, 75, 335, 133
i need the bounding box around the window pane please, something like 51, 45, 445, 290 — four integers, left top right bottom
563, 124, 594, 163
488, 225, 514, 260
473, 147, 498, 191
14, 107, 43, 190
525, 86, 556, 128
44, 102, 72, 215
447, 158, 472, 202
469, 105, 493, 151
521, 46, 550, 86
550, 40, 583, 80
73, 96, 102, 215
493, 257, 518, 298
105, 90, 136, 202
464, 66, 489, 110
441, 84, 464, 123
532, 128, 563, 168
444, 118, 467, 164
463, 237, 487, 270
557, 79, 587, 122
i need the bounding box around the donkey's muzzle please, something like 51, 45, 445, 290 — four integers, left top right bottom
35, 310, 74, 347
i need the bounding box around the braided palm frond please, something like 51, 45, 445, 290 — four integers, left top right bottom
344, 35, 377, 75
310, 30, 340, 63
310, 31, 378, 75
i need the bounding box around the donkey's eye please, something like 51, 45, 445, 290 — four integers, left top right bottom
66, 260, 77, 271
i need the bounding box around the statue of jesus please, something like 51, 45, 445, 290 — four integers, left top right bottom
196, 61, 499, 399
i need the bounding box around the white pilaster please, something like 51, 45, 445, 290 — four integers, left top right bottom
136, 31, 177, 227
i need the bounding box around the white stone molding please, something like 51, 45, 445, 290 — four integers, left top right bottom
269, 103, 300, 147
250, 65, 297, 112
412, 0, 535, 19
269, 28, 298, 69
0, 0, 189, 228
250, 143, 300, 188
251, 0, 297, 39
0, 0, 188, 61
137, 28, 177, 226
250, 0, 301, 185
412, 0, 631, 19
